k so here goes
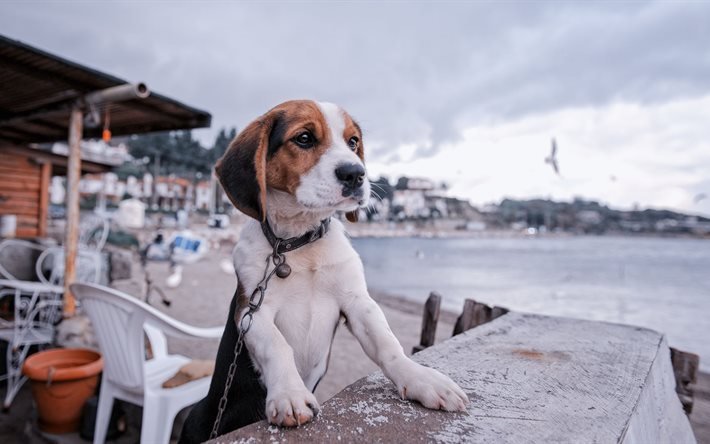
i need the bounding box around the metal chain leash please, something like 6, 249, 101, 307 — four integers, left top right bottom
209, 242, 288, 440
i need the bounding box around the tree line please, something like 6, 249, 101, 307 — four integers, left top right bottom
115, 127, 237, 179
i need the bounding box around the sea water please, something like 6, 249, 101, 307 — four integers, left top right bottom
352, 235, 710, 371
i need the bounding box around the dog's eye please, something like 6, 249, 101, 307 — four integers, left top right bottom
348, 136, 359, 151
293, 132, 315, 149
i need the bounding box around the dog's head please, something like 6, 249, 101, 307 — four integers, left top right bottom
216, 100, 370, 223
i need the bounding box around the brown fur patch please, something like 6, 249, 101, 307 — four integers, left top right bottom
215, 117, 271, 221
342, 114, 364, 161
264, 100, 332, 193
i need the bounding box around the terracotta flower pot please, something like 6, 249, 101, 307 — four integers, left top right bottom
22, 348, 103, 434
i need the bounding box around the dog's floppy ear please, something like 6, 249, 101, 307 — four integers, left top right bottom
215, 115, 275, 221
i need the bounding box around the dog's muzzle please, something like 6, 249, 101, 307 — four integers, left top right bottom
335, 163, 366, 198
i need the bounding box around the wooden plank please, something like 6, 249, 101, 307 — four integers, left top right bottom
15, 227, 38, 238
15, 214, 39, 225
0, 189, 38, 199
0, 155, 35, 169
472, 302, 491, 327
0, 205, 39, 216
0, 172, 41, 183
491, 306, 509, 320
0, 165, 38, 176
0, 178, 40, 191
413, 292, 442, 354
218, 313, 696, 444
453, 299, 477, 335
0, 198, 40, 210
0, 167, 37, 177
453, 300, 510, 336
38, 161, 50, 236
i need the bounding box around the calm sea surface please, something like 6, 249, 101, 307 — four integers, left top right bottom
352, 236, 710, 370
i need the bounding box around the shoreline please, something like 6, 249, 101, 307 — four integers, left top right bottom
346, 226, 710, 241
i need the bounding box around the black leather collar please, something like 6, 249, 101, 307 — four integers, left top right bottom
260, 218, 330, 254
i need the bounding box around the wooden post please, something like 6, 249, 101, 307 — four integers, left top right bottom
453, 299, 478, 336
491, 305, 509, 320
38, 161, 51, 237
63, 106, 82, 316
413, 292, 442, 354
670, 347, 699, 414
453, 299, 510, 336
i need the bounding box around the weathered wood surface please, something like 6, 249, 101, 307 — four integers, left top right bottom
212, 313, 695, 444
671, 347, 700, 414
63, 106, 82, 316
0, 147, 42, 237
412, 292, 441, 354
451, 298, 508, 336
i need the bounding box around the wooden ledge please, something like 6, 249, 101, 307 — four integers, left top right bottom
210, 313, 695, 443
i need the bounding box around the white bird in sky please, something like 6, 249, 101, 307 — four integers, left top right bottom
545, 138, 560, 175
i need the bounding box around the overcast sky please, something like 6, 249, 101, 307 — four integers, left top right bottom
1, 1, 709, 215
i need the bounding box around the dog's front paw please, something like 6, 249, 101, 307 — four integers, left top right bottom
266, 387, 320, 427
395, 362, 469, 412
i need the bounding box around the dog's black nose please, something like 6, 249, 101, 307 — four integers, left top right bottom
335, 163, 365, 190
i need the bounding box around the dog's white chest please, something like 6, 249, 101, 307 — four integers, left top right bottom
268, 271, 342, 390
235, 220, 363, 392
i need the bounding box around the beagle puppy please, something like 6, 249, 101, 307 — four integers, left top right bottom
180, 100, 468, 443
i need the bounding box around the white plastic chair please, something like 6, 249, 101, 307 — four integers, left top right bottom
70, 282, 223, 444
0, 240, 102, 408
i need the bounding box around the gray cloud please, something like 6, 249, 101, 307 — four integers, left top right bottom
1, 1, 709, 161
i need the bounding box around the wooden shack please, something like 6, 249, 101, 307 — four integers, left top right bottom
0, 144, 118, 237
0, 34, 212, 239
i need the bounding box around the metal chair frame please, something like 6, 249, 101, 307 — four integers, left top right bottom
0, 240, 101, 408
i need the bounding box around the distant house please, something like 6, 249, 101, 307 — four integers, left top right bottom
392, 177, 436, 219
64, 172, 230, 214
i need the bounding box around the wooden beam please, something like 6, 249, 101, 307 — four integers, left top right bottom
38, 161, 51, 237
63, 106, 82, 317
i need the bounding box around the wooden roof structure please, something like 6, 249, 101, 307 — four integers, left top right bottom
0, 34, 211, 144
0, 34, 213, 314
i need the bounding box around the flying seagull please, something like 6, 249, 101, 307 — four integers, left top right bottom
694, 193, 707, 204
545, 138, 560, 175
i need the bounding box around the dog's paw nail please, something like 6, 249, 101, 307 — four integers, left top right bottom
307, 402, 319, 415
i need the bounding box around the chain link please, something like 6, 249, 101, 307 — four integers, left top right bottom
208, 219, 327, 439
210, 329, 245, 439
209, 247, 285, 440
